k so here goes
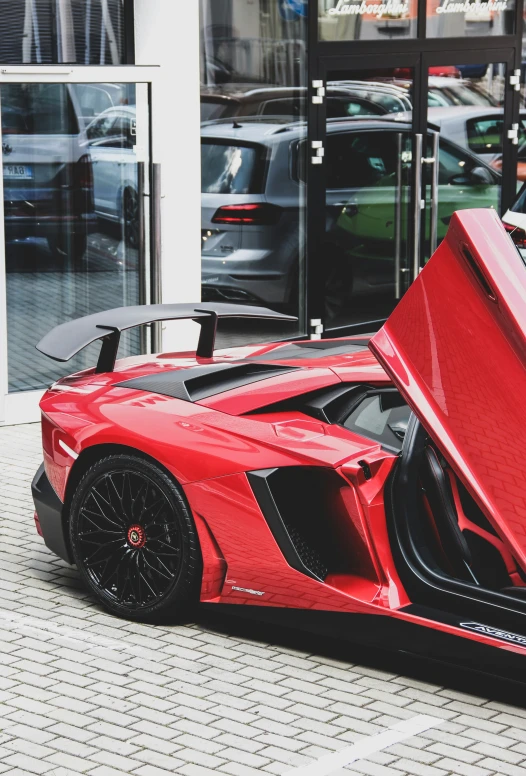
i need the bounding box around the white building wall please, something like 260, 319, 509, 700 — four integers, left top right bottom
133, 0, 202, 350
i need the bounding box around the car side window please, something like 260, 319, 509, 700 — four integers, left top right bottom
73, 84, 113, 118
326, 97, 383, 119
342, 391, 411, 452
466, 117, 504, 155
325, 131, 410, 189
104, 116, 135, 149
87, 114, 116, 141
436, 138, 497, 186
259, 98, 304, 118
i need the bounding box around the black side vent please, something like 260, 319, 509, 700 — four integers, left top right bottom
248, 467, 361, 582
248, 469, 329, 581
246, 383, 372, 423
117, 362, 298, 402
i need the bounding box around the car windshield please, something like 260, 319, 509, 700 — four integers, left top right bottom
201, 101, 230, 122
428, 82, 496, 108
1, 84, 79, 135
201, 142, 261, 194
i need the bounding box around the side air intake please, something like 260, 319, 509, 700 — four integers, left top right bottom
248, 468, 336, 582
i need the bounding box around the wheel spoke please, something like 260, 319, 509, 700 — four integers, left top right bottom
98, 555, 120, 588
106, 474, 127, 522
78, 527, 123, 538
78, 467, 184, 609
146, 521, 179, 536
140, 498, 166, 528
134, 480, 149, 522
136, 552, 160, 599
143, 548, 176, 579
82, 505, 123, 532
88, 489, 126, 528
84, 536, 124, 567
147, 538, 180, 556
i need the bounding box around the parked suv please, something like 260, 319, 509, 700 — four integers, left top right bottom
2, 83, 95, 262
201, 119, 500, 310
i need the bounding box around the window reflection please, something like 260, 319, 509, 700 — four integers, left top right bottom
0, 0, 126, 65
199, 0, 307, 345
4, 82, 146, 392
426, 0, 515, 37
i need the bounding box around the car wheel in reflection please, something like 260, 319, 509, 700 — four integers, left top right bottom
69, 454, 202, 622
47, 233, 88, 266
122, 188, 139, 249
325, 247, 353, 321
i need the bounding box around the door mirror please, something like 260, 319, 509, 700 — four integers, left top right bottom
469, 166, 495, 185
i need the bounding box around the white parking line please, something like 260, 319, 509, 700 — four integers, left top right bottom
285, 714, 443, 776
0, 610, 146, 655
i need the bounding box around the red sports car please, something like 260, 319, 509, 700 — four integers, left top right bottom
32, 208, 526, 680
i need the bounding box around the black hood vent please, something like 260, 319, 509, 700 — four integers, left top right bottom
116, 362, 298, 402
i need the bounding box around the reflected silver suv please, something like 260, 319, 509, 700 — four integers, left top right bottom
201, 119, 500, 310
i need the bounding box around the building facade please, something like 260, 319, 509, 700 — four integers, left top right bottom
0, 0, 523, 423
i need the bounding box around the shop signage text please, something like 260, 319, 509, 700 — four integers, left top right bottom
327, 0, 410, 17
436, 0, 507, 12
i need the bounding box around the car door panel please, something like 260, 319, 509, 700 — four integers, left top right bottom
370, 208, 526, 570
325, 129, 412, 289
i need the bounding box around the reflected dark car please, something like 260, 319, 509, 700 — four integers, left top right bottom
201, 78, 496, 124
2, 84, 95, 262
201, 119, 500, 311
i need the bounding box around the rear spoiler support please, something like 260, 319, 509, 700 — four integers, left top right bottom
37, 303, 296, 373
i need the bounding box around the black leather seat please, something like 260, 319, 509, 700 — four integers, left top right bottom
421, 446, 478, 583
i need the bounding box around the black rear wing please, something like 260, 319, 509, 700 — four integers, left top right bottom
36, 303, 297, 373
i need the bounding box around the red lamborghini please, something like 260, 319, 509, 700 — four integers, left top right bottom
32, 208, 526, 679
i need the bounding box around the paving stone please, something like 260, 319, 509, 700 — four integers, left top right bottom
1, 423, 526, 776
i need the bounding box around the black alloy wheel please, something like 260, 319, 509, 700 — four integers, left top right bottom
69, 454, 202, 622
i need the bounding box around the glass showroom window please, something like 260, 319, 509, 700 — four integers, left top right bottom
199, 0, 307, 344
319, 0, 418, 41
3, 81, 147, 392
0, 0, 127, 64
426, 0, 515, 37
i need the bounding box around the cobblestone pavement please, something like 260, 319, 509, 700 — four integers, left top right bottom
1, 424, 526, 776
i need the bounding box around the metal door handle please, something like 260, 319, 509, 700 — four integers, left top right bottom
395, 133, 402, 299
427, 133, 439, 256
413, 134, 423, 282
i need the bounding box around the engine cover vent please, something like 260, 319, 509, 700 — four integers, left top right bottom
117, 362, 298, 402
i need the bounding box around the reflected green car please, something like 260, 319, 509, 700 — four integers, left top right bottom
325, 128, 500, 293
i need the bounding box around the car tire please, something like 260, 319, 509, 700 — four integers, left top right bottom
324, 246, 353, 321
121, 188, 139, 249
69, 454, 202, 623
48, 233, 87, 265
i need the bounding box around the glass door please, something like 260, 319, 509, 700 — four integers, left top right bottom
0, 66, 158, 424
421, 53, 514, 265
317, 58, 418, 335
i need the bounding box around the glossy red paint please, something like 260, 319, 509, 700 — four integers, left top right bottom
371, 208, 526, 571
34, 237, 526, 664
